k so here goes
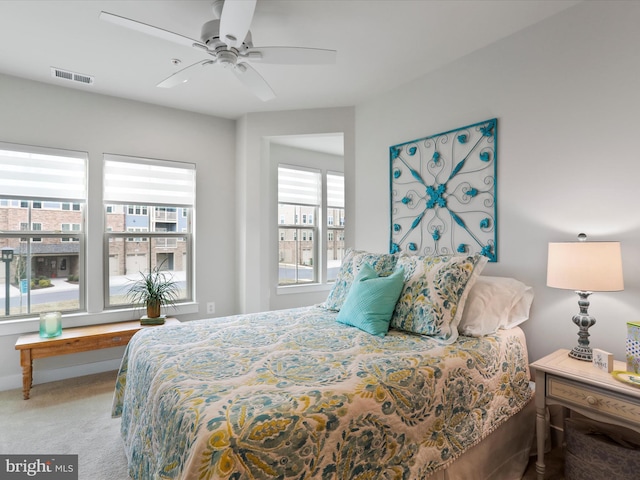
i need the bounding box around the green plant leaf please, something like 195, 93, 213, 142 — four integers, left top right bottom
126, 259, 180, 310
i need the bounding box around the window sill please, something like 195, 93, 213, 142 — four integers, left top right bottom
0, 302, 199, 337
276, 283, 332, 295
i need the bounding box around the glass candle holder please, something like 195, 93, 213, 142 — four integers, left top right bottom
39, 311, 62, 338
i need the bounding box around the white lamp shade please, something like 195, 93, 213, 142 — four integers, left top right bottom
547, 241, 624, 292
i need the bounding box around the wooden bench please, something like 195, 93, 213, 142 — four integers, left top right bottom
14, 318, 179, 399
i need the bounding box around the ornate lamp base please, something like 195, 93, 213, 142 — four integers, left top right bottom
569, 290, 595, 362
569, 345, 592, 361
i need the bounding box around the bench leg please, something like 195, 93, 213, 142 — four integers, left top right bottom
20, 349, 32, 400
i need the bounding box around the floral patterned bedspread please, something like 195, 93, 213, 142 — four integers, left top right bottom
112, 306, 532, 480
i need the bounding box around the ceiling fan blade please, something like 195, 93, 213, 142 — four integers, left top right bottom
233, 63, 275, 101
157, 60, 214, 88
219, 0, 257, 49
245, 46, 337, 65
99, 11, 208, 51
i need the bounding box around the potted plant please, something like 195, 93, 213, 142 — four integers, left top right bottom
126, 261, 179, 325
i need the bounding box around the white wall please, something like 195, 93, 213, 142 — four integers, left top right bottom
0, 73, 236, 389
354, 0, 640, 363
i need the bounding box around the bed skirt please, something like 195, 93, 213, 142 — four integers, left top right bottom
430, 392, 536, 480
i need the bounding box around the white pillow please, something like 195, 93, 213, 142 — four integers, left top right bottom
458, 276, 534, 337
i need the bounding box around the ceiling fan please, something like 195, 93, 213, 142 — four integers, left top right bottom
99, 0, 336, 101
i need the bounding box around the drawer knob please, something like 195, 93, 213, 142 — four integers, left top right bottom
112, 336, 122, 342
586, 395, 598, 406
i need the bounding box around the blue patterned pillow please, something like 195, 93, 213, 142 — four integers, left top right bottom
390, 254, 488, 343
337, 263, 405, 337
323, 249, 397, 311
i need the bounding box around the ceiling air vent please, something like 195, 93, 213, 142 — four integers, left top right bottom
50, 67, 94, 85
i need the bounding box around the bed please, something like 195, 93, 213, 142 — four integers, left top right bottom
112, 251, 535, 479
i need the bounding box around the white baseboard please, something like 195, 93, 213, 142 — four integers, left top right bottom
0, 358, 122, 392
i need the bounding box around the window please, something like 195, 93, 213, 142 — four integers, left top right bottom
0, 142, 86, 318
31, 223, 42, 243
278, 167, 319, 285
126, 227, 149, 243
326, 172, 345, 282
103, 154, 195, 308
277, 166, 344, 286
61, 203, 81, 211
127, 205, 148, 216
61, 224, 80, 242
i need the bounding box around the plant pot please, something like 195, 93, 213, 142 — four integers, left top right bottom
146, 300, 161, 319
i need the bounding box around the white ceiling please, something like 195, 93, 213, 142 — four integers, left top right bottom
0, 0, 579, 122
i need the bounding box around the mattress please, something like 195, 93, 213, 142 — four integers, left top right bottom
112, 305, 532, 479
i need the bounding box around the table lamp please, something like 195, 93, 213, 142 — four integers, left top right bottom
547, 234, 624, 361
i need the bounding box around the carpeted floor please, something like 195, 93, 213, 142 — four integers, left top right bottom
0, 371, 129, 480
0, 371, 565, 480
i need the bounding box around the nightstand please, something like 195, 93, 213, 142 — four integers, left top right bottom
531, 349, 640, 479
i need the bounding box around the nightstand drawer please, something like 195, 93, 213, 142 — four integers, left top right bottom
547, 375, 640, 427
97, 332, 136, 348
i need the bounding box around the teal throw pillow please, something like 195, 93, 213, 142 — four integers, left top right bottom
336, 263, 405, 337
323, 249, 397, 311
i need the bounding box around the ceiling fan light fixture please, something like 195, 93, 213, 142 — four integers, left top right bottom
101, 0, 336, 100
217, 49, 237, 67
201, 19, 222, 47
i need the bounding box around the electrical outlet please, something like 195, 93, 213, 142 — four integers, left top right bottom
206, 302, 215, 314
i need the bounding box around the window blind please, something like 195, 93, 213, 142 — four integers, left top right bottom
0, 143, 86, 201
327, 172, 344, 208
104, 154, 195, 207
278, 166, 320, 206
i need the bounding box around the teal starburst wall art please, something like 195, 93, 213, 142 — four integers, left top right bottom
390, 118, 497, 261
